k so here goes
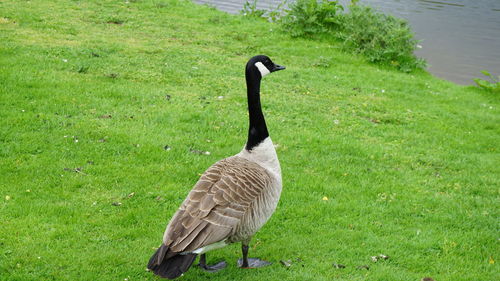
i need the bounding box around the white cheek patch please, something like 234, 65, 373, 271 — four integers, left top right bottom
255, 62, 270, 77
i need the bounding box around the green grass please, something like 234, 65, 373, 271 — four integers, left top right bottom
0, 0, 498, 280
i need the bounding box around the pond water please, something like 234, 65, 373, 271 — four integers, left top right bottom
194, 0, 500, 85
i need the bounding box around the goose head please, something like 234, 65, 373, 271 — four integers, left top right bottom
246, 55, 286, 79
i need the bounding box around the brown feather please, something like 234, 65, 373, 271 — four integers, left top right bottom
161, 156, 272, 254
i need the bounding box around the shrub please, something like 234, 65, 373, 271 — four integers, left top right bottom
473, 70, 500, 93
241, 0, 266, 18
280, 0, 344, 37
241, 0, 289, 23
267, 0, 289, 23
278, 0, 425, 72
339, 5, 425, 72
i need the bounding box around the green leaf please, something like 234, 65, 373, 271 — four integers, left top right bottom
480, 70, 491, 77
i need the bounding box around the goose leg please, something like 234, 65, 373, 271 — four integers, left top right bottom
197, 253, 227, 272
237, 243, 272, 268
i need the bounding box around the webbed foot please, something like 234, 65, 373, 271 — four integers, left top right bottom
198, 261, 227, 272
237, 258, 272, 268
197, 254, 227, 272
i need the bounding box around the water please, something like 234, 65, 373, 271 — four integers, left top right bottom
194, 0, 500, 85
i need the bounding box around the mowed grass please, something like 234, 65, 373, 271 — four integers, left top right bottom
0, 0, 498, 280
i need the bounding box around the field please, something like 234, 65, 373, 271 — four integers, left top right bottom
0, 0, 498, 280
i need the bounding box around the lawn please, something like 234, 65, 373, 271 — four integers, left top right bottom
0, 0, 498, 280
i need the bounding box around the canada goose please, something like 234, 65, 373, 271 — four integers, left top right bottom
147, 55, 286, 279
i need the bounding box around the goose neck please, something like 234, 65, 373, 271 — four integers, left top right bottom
245, 71, 269, 151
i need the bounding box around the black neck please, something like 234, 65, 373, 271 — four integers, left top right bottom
245, 69, 269, 151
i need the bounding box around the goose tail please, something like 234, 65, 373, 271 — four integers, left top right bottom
147, 244, 197, 279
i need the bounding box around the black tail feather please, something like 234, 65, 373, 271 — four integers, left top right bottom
147, 245, 197, 279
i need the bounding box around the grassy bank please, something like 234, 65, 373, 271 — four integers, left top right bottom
0, 0, 498, 280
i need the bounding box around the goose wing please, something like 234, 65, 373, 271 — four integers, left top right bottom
161, 156, 272, 255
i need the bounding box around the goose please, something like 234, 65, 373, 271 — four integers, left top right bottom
147, 55, 286, 279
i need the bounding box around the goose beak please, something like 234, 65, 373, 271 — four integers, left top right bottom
271, 64, 286, 72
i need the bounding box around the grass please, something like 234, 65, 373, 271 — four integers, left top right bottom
0, 0, 498, 280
